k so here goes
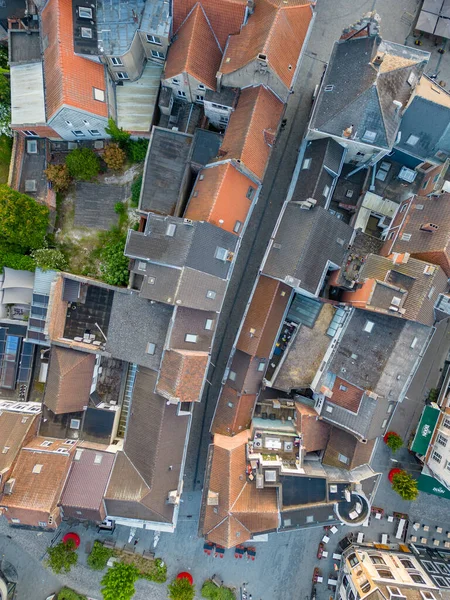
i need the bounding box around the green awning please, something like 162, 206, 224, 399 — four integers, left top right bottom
410, 404, 440, 455
418, 472, 450, 500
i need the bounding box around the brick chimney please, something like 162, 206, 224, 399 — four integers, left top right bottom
343, 125, 353, 138
420, 222, 439, 232
390, 252, 410, 265
340, 12, 381, 42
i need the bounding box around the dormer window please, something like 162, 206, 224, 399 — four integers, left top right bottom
79, 7, 93, 18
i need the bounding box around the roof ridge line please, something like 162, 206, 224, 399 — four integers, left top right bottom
198, 2, 224, 53
122, 451, 152, 497
57, 347, 92, 377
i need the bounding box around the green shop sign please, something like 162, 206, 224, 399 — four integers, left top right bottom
410, 405, 440, 455
418, 473, 450, 500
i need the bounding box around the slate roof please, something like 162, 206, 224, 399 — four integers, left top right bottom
185, 162, 259, 234
172, 0, 247, 50
237, 275, 291, 358
157, 349, 209, 402
395, 77, 450, 162
202, 432, 278, 548
220, 0, 313, 89
60, 449, 115, 512
383, 193, 450, 276
41, 0, 107, 119
356, 253, 448, 325
139, 128, 193, 215
217, 85, 284, 180
165, 3, 222, 90
105, 368, 190, 524
291, 138, 345, 207
310, 36, 429, 149
44, 347, 95, 415
262, 205, 353, 295
327, 309, 432, 399
105, 292, 173, 369
322, 427, 375, 470
211, 383, 256, 436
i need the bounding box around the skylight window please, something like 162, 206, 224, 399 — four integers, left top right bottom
363, 320, 375, 333
79, 7, 93, 18
146, 342, 156, 355
81, 27, 93, 39
362, 130, 377, 143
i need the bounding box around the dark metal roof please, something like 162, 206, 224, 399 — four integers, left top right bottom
72, 0, 99, 57
280, 475, 327, 508
190, 129, 222, 167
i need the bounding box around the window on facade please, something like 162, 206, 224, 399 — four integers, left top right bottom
93, 88, 105, 102
410, 573, 426, 584
432, 450, 442, 463
388, 587, 406, 598
196, 95, 204, 103
27, 140, 38, 154
257, 361, 265, 372
400, 559, 414, 569
89, 129, 101, 136
137, 261, 147, 272
79, 6, 93, 18
172, 78, 180, 85
40, 441, 53, 447
38, 521, 48, 527
228, 370, 237, 382
205, 319, 214, 330
211, 103, 228, 110
185, 334, 198, 343
246, 186, 255, 199
406, 135, 420, 146
117, 72, 129, 80
147, 34, 161, 44
437, 433, 448, 447
11, 518, 20, 524
323, 184, 330, 197
70, 419, 80, 430
443, 417, 450, 429
361, 581, 371, 594
146, 342, 156, 355
302, 158, 311, 170
81, 27, 93, 39
348, 554, 359, 567
24, 130, 37, 136
215, 247, 228, 261
198, 83, 206, 90
72, 130, 84, 137
233, 220, 242, 233
388, 232, 395, 240
370, 555, 386, 565
377, 569, 394, 579
219, 115, 229, 124
111, 57, 123, 66
178, 90, 187, 98
362, 130, 377, 142
421, 593, 436, 600
151, 50, 165, 59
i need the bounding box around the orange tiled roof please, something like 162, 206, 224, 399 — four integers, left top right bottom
41, 0, 107, 119
211, 384, 256, 435
2, 444, 73, 512
295, 404, 330, 453
165, 3, 223, 90
157, 349, 208, 402
185, 163, 258, 234
220, 0, 313, 89
203, 432, 278, 548
173, 0, 247, 50
218, 85, 283, 180
330, 377, 364, 414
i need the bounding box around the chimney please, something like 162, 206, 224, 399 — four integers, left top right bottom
373, 51, 385, 65
343, 125, 353, 138
391, 252, 410, 265
420, 222, 439, 232
339, 12, 381, 42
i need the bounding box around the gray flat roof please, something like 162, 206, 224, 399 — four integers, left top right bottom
9, 30, 41, 63
139, 128, 193, 215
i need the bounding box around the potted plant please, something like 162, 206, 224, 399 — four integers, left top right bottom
384, 431, 403, 453
388, 467, 403, 483
391, 470, 419, 501
168, 574, 195, 600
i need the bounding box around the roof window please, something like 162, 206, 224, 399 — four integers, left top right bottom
206, 290, 216, 299
40, 440, 53, 447
338, 453, 349, 464
185, 334, 198, 343
401, 233, 411, 241
205, 319, 214, 330
70, 418, 81, 430
79, 7, 93, 18
363, 320, 374, 333
93, 88, 105, 102
94, 453, 103, 464
166, 223, 176, 237
146, 342, 156, 355
406, 134, 419, 146
215, 247, 228, 261
362, 130, 377, 143
81, 27, 93, 39
324, 85, 334, 92
32, 464, 43, 474
302, 158, 311, 170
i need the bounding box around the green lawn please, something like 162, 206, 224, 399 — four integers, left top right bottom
0, 134, 12, 184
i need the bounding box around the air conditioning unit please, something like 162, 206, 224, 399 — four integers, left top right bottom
253, 439, 263, 449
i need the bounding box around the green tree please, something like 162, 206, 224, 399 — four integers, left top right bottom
202, 580, 236, 600
45, 164, 72, 193
105, 118, 130, 147
0, 74, 10, 104
392, 471, 419, 501
87, 541, 113, 571
385, 432, 403, 454
168, 578, 195, 600
131, 174, 142, 207
66, 147, 100, 180
0, 185, 49, 251
101, 562, 139, 600
32, 247, 68, 271
46, 540, 78, 574
57, 588, 87, 600
0, 249, 36, 271
127, 138, 148, 163
99, 233, 129, 286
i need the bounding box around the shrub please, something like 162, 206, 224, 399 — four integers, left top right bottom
384, 432, 403, 454
0, 184, 49, 251
32, 247, 68, 271
114, 202, 126, 216
105, 118, 130, 147
140, 558, 167, 583
428, 388, 439, 403
57, 588, 87, 600
103, 143, 126, 171
66, 147, 100, 180
168, 578, 195, 600
87, 541, 114, 571
45, 164, 72, 192
0, 248, 36, 271
392, 471, 419, 501
127, 138, 148, 163
99, 233, 129, 286
202, 581, 236, 600
46, 539, 78, 574
131, 174, 142, 207
101, 562, 139, 600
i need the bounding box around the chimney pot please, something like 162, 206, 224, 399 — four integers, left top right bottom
343, 125, 354, 138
